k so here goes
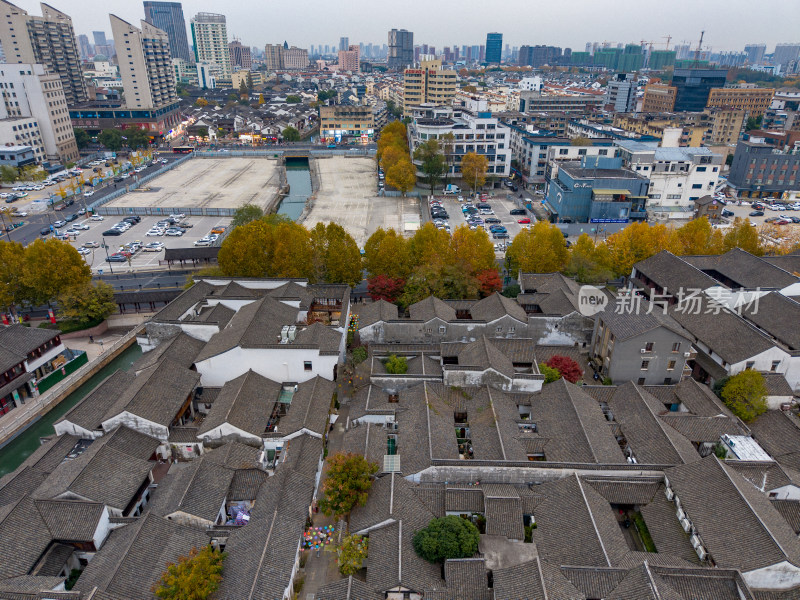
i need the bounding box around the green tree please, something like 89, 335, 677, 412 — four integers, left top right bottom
98, 129, 123, 152
218, 219, 312, 278
538, 363, 561, 383
282, 126, 301, 142
238, 79, 249, 97
56, 281, 117, 325
461, 152, 488, 192
413, 139, 447, 195
408, 223, 452, 268
745, 114, 763, 131
384, 354, 408, 374
723, 218, 763, 256
318, 453, 378, 519
153, 546, 226, 600
413, 516, 481, 564
0, 165, 17, 184
231, 203, 265, 229
23, 239, 91, 306
73, 128, 90, 149
337, 534, 368, 576
125, 128, 151, 151
385, 158, 416, 195
285, 94, 302, 103
196, 126, 209, 139
399, 263, 479, 308
308, 222, 362, 287
721, 370, 768, 422
506, 221, 569, 274
363, 228, 412, 280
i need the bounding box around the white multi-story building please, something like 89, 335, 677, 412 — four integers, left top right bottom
110, 16, 176, 110
616, 140, 722, 222
408, 98, 511, 185
190, 13, 231, 83
0, 117, 44, 162
0, 63, 77, 163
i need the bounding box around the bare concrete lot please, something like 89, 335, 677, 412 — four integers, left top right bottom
302, 156, 419, 247
103, 158, 280, 212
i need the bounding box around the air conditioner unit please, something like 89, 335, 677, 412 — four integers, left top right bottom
680, 517, 691, 532
665, 487, 674, 501
696, 546, 707, 561
641, 348, 648, 354
676, 508, 685, 521
691, 534, 702, 548
683, 352, 691, 358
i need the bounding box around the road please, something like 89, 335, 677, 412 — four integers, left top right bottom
0, 153, 184, 247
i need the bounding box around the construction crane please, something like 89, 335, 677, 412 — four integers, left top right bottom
662, 35, 672, 51
693, 30, 705, 66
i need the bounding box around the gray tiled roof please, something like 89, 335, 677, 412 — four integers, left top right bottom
684, 248, 799, 290
749, 410, 800, 460
357, 299, 399, 327
517, 272, 582, 316
660, 415, 747, 443
277, 376, 334, 436
762, 372, 795, 397
351, 472, 436, 534
0, 496, 56, 579
639, 489, 701, 565
469, 292, 528, 322
485, 496, 524, 539
279, 433, 323, 480
294, 321, 343, 354
228, 469, 269, 501
151, 280, 217, 321
739, 292, 800, 351
633, 251, 719, 294
584, 478, 661, 505
666, 455, 800, 571
561, 565, 626, 599
443, 558, 491, 600
772, 499, 800, 534
607, 562, 684, 600
203, 441, 263, 470
597, 305, 692, 342
198, 370, 280, 437
445, 487, 485, 513
652, 565, 757, 600
0, 575, 68, 596
532, 474, 630, 568
494, 558, 586, 600
530, 379, 626, 464
409, 296, 457, 322
169, 458, 234, 522
197, 302, 236, 327
104, 425, 160, 460
316, 576, 383, 600
33, 498, 105, 541
607, 382, 700, 465
0, 325, 60, 360
73, 513, 211, 599
56, 370, 135, 432
131, 332, 206, 372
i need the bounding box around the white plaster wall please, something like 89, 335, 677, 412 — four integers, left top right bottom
53, 420, 102, 439
200, 423, 262, 446
195, 347, 338, 386
769, 485, 800, 501
744, 561, 800, 590
101, 412, 169, 441
93, 507, 112, 549
178, 323, 220, 341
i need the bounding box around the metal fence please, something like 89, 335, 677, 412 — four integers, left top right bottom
0, 328, 139, 447
195, 148, 375, 158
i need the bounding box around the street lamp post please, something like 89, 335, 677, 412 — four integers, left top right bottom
102, 236, 113, 274
0, 209, 10, 242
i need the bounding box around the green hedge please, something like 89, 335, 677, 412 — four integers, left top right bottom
36, 351, 88, 393
38, 317, 105, 335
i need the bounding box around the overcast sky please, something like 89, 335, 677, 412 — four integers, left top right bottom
13, 0, 800, 53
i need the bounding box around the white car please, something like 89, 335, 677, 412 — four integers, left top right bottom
83, 190, 95, 197
169, 213, 186, 220
165, 229, 183, 236
194, 238, 212, 246
32, 185, 44, 191
73, 223, 90, 230
65, 228, 81, 236
90, 214, 104, 221
77, 247, 91, 255
143, 242, 164, 252
146, 229, 164, 236
0, 193, 8, 199
13, 211, 27, 217
44, 180, 56, 186
82, 241, 99, 248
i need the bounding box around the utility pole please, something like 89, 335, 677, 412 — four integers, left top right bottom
102, 236, 113, 274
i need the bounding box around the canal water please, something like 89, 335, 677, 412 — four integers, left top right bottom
0, 343, 143, 477
278, 158, 312, 220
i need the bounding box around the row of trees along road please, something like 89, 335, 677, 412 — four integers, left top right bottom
0, 239, 116, 325
377, 121, 416, 195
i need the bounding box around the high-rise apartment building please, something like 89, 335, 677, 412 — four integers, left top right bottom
77, 34, 92, 59
672, 68, 728, 112
402, 58, 456, 116
110, 15, 176, 110
744, 43, 766, 65
190, 12, 231, 82
0, 63, 78, 163
229, 40, 251, 70
283, 47, 309, 70
264, 44, 284, 70
338, 45, 360, 72
91, 31, 114, 58
93, 31, 107, 47
388, 28, 413, 70
773, 44, 800, 71
339, 37, 349, 52
603, 73, 636, 113
0, 1, 87, 105
143, 1, 192, 63
485, 32, 502, 64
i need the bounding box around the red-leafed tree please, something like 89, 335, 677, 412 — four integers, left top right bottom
546, 355, 583, 384
475, 269, 502, 297
367, 275, 406, 302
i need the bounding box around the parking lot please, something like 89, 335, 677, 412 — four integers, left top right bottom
54, 214, 231, 273
102, 157, 280, 213
302, 156, 419, 247
428, 191, 533, 255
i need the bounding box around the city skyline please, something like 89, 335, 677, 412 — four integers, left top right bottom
8, 0, 800, 54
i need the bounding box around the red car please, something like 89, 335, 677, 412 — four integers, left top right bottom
517, 218, 531, 224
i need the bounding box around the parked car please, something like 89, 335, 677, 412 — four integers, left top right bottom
77, 247, 91, 255
90, 215, 104, 221
721, 209, 734, 217
517, 218, 531, 224
65, 214, 78, 223
40, 227, 51, 236
749, 211, 764, 217
78, 208, 86, 215
194, 238, 212, 246
146, 229, 164, 236
106, 253, 127, 262
53, 220, 66, 228
82, 241, 99, 248
143, 242, 164, 252
510, 208, 527, 215
165, 228, 184, 236
493, 231, 510, 239
64, 228, 81, 237
102, 229, 123, 236
73, 223, 90, 230
123, 215, 141, 223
